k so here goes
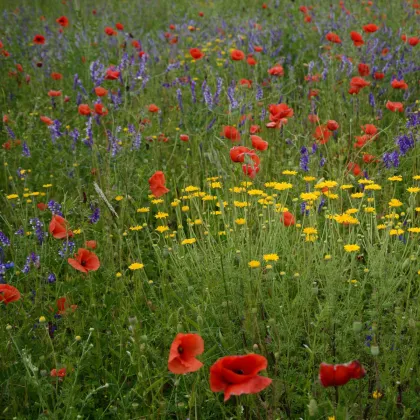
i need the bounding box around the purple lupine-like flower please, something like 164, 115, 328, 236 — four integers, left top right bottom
320, 156, 326, 167
318, 196, 326, 213
202, 80, 213, 110
22, 252, 40, 274
383, 152, 392, 168
396, 133, 415, 155
299, 147, 309, 172
29, 218, 47, 244
166, 61, 180, 72
6, 126, 16, 139
58, 240, 76, 258
49, 119, 63, 143
0, 232, 10, 246
176, 88, 183, 112
47, 200, 63, 216
406, 112, 420, 128
260, 107, 267, 121
227, 81, 239, 109
311, 143, 318, 154
84, 117, 93, 148
47, 273, 56, 284
69, 128, 79, 150
15, 228, 24, 236
206, 118, 217, 131
107, 129, 122, 157
369, 92, 376, 108
89, 205, 100, 224
90, 60, 105, 86
190, 79, 197, 104
256, 84, 263, 101
22, 141, 31, 157
213, 77, 223, 105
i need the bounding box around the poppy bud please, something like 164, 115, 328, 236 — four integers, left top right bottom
353, 321, 363, 333
140, 335, 148, 342
176, 323, 183, 332
308, 399, 318, 416
408, 319, 416, 329
197, 315, 203, 325
251, 307, 257, 314
370, 345, 380, 356
253, 344, 259, 350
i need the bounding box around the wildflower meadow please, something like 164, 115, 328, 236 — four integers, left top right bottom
1, 0, 420, 418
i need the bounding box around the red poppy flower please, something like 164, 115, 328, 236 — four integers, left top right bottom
363, 23, 379, 33
78, 104, 91, 116
358, 63, 370, 77
361, 124, 377, 135
49, 215, 73, 239
239, 79, 252, 88
308, 114, 319, 123
168, 333, 204, 374
242, 153, 260, 179
56, 16, 69, 27
180, 134, 189, 142
350, 31, 364, 47
37, 202, 48, 211
230, 146, 253, 163
268, 65, 284, 76
40, 115, 54, 126
222, 126, 241, 142
231, 49, 245, 61
33, 34, 45, 45
408, 37, 419, 46
68, 248, 100, 273
51, 72, 63, 80
210, 354, 272, 401
373, 72, 384, 80
115, 22, 124, 31
149, 171, 170, 198
391, 79, 408, 90
51, 368, 66, 378
363, 153, 377, 163
0, 284, 21, 305
16, 64, 23, 72
48, 90, 62, 97
386, 101, 404, 112
251, 135, 268, 151
95, 86, 108, 96
105, 69, 120, 80
350, 77, 371, 90
105, 26, 117, 36
319, 360, 366, 387
354, 134, 372, 148
56, 297, 77, 315
254, 46, 263, 52
313, 125, 332, 144
281, 211, 295, 226
326, 120, 339, 131
148, 104, 160, 113
326, 32, 342, 44
190, 48, 204, 60
304, 15, 312, 22
198, 11, 204, 17
94, 103, 108, 116
268, 103, 294, 120
249, 125, 260, 134
347, 162, 362, 176
132, 40, 141, 49
299, 5, 308, 13
85, 240, 97, 249
246, 55, 257, 66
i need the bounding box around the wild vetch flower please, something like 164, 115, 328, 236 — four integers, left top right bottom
22, 252, 40, 274
69, 128, 79, 150
0, 232, 10, 247
49, 120, 63, 143
202, 80, 213, 110
6, 126, 16, 139
190, 79, 197, 104
48, 200, 63, 216
84, 117, 93, 148
227, 81, 238, 109
320, 156, 326, 167
166, 61, 180, 72
58, 241, 76, 258
15, 228, 24, 236
256, 84, 263, 101
206, 118, 216, 131
369, 92, 376, 108
397, 133, 415, 155
299, 147, 309, 172
176, 89, 183, 112
29, 218, 47, 244
406, 112, 420, 128
22, 141, 31, 157
89, 205, 100, 224
47, 273, 56, 284
213, 77, 223, 105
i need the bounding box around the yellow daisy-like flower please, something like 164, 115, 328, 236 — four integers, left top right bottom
184, 185, 200, 192
358, 179, 374, 185
390, 229, 404, 236
407, 187, 420, 194
263, 254, 279, 262
211, 182, 222, 189
372, 390, 382, 400
116, 272, 122, 278
248, 260, 261, 268
364, 207, 376, 213
43, 184, 53, 188
151, 199, 164, 204
300, 192, 320, 201
230, 187, 246, 193
315, 180, 338, 189
211, 211, 222, 215
137, 207, 150, 213
218, 231, 227, 236
282, 170, 297, 175
115, 195, 124, 201
377, 224, 387, 230
388, 175, 402, 182
351, 192, 364, 198
333, 214, 359, 224
202, 195, 216, 201
248, 189, 264, 196
303, 227, 317, 235
273, 182, 293, 191
344, 244, 360, 252
181, 206, 189, 212
234, 201, 248, 208
324, 192, 338, 199
129, 263, 144, 270
408, 227, 420, 233
155, 226, 169, 233
155, 212, 169, 219
235, 218, 246, 225
171, 200, 180, 207
389, 198, 403, 208
303, 176, 316, 181
6, 194, 19, 200
181, 238, 196, 245
345, 208, 358, 214
324, 254, 332, 260
364, 184, 381, 191
129, 225, 143, 231
340, 184, 354, 190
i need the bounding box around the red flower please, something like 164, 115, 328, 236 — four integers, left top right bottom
246, 55, 257, 66
168, 333, 204, 374
0, 284, 21, 305
85, 240, 97, 249
254, 46, 263, 52
49, 215, 73, 239
95, 86, 108, 96
373, 72, 384, 80
268, 65, 284, 76
242, 153, 260, 179
149, 171, 170, 198
115, 22, 124, 31
68, 248, 100, 273
148, 104, 160, 113
33, 34, 45, 45
386, 101, 404, 112
94, 103, 108, 116
37, 202, 48, 211
326, 120, 339, 131
190, 48, 204, 60
231, 49, 245, 61
50, 368, 66, 378
347, 162, 362, 176
40, 115, 54, 126
210, 354, 272, 401
251, 135, 268, 151
239, 79, 252, 88
308, 114, 319, 123
361, 124, 377, 135
78, 104, 91, 116
319, 360, 366, 387
350, 31, 364, 47
350, 77, 370, 89
56, 16, 69, 27
105, 69, 120, 80
222, 126, 241, 142
48, 90, 62, 97
363, 153, 377, 163
363, 23, 379, 33
326, 32, 342, 44
56, 297, 77, 315
281, 211, 295, 226
51, 72, 63, 80
230, 146, 253, 163
391, 79, 408, 90
105, 26, 117, 36
313, 125, 332, 144
249, 125, 260, 134
180, 134, 189, 142
408, 37, 419, 47
358, 63, 370, 77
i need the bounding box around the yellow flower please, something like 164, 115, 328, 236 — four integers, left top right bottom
202, 195, 216, 201
155, 212, 169, 219
324, 254, 332, 260
345, 208, 358, 214
389, 198, 403, 208
181, 238, 196, 245
218, 231, 226, 236
137, 207, 150, 213
282, 170, 297, 175
273, 182, 293, 191
6, 194, 19, 200
129, 225, 143, 231
351, 192, 364, 198
300, 192, 320, 201
358, 179, 374, 184
171, 200, 180, 207
43, 184, 53, 188
303, 227, 317, 235
408, 227, 420, 233
211, 182, 222, 189
263, 254, 279, 262
303, 176, 316, 181
364, 184, 381, 191
155, 226, 169, 233
333, 214, 359, 224
211, 211, 222, 215
230, 186, 246, 193
315, 180, 338, 189
340, 184, 353, 190
115, 195, 124, 201
364, 207, 376, 213
39, 316, 46, 323
344, 244, 360, 252
248, 260, 261, 268
388, 175, 402, 182
151, 199, 164, 204
407, 187, 420, 193
184, 185, 200, 192
372, 390, 382, 399
73, 229, 82, 235
129, 263, 144, 270
248, 189, 264, 196
116, 272, 122, 277
390, 229, 404, 236
324, 192, 338, 199
234, 201, 249, 208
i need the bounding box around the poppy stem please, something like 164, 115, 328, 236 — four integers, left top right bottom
335, 385, 339, 410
